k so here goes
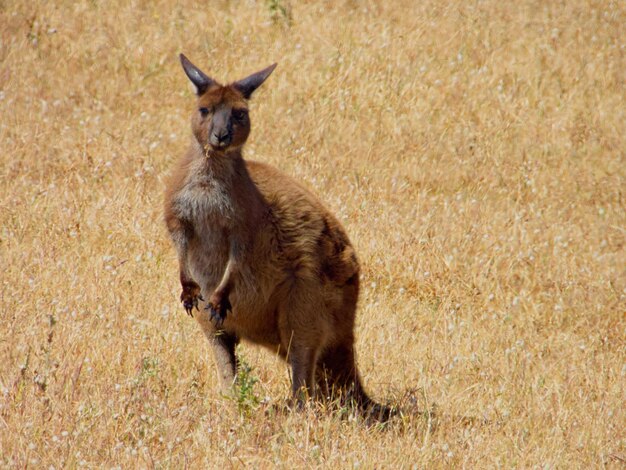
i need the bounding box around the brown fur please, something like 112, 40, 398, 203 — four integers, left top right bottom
164, 56, 391, 418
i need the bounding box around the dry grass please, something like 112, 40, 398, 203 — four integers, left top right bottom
1, 0, 625, 467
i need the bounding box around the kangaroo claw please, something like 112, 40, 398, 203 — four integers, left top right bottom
182, 297, 197, 316
206, 291, 233, 328
181, 288, 203, 317
180, 283, 204, 317
207, 305, 225, 327
205, 295, 231, 327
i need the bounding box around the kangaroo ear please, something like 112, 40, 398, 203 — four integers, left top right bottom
233, 63, 277, 99
180, 53, 216, 95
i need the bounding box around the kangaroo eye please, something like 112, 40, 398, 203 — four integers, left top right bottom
233, 109, 247, 121
199, 107, 210, 117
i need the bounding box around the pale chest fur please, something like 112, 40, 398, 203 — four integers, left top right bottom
173, 172, 234, 226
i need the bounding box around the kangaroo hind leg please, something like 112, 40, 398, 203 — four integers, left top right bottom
278, 284, 327, 406
317, 341, 371, 408
288, 341, 321, 404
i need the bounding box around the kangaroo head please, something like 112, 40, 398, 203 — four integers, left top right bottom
180, 54, 277, 154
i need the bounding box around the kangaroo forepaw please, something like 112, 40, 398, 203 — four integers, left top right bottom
207, 304, 225, 327
180, 285, 203, 317
183, 296, 200, 316
206, 291, 232, 327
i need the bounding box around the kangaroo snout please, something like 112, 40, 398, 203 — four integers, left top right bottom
209, 109, 233, 148
210, 129, 232, 148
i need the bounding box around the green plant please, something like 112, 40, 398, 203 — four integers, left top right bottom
266, 0, 292, 24
234, 358, 260, 415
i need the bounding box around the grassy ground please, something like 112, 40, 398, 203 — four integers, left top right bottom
1, 0, 624, 467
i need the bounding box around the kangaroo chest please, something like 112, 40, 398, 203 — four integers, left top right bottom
175, 174, 234, 224
174, 176, 235, 282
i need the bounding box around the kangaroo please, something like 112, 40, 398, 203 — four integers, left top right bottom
164, 54, 391, 418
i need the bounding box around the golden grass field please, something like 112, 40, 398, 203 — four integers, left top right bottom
1, 0, 625, 467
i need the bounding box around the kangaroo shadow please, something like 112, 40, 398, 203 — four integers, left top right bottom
257, 386, 490, 430
372, 386, 493, 432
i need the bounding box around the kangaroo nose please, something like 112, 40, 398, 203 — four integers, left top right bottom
210, 130, 231, 147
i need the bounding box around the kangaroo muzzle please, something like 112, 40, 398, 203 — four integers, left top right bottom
209, 109, 233, 149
